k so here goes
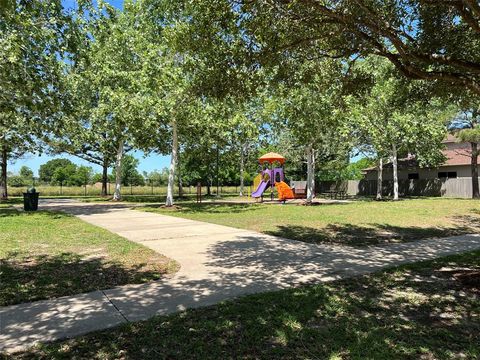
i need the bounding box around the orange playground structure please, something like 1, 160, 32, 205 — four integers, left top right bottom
251, 152, 296, 202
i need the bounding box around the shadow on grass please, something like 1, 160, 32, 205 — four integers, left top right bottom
0, 208, 20, 217
266, 221, 480, 247
147, 202, 262, 215
83, 194, 235, 203
0, 197, 23, 205
0, 252, 169, 306
13, 252, 480, 359
0, 209, 74, 219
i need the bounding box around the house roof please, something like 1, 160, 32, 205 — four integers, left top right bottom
443, 133, 472, 166
363, 134, 473, 171
443, 147, 472, 166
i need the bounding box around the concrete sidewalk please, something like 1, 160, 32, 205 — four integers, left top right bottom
1, 199, 480, 353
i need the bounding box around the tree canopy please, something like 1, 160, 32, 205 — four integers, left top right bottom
1, 0, 477, 201
167, 1, 480, 97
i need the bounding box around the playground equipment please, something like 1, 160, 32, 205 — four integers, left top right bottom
251, 152, 295, 201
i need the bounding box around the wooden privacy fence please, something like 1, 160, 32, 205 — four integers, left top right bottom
319, 178, 478, 198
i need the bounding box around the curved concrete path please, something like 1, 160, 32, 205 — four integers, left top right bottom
1, 199, 480, 353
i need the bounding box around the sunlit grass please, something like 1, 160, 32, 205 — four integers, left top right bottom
0, 208, 178, 306
15, 250, 480, 359
143, 198, 480, 246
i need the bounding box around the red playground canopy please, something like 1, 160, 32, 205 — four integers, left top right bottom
258, 152, 285, 165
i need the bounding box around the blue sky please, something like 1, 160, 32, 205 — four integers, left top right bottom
11, 151, 169, 177
11, 0, 172, 176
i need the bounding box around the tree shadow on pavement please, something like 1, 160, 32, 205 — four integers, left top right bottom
11, 251, 480, 359
266, 222, 480, 247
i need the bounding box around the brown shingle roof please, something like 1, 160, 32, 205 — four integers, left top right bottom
443, 146, 472, 166
363, 134, 474, 170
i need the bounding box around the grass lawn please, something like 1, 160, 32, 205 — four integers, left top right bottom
142, 198, 480, 246
11, 250, 480, 359
76, 194, 239, 203
0, 207, 178, 306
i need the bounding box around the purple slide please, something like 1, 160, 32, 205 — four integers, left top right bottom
252, 181, 269, 198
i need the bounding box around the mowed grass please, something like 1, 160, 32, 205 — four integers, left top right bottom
11, 250, 480, 359
143, 198, 480, 246
0, 208, 178, 306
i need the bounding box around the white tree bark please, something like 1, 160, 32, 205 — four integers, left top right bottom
376, 157, 383, 201
392, 144, 399, 201
166, 119, 178, 207
239, 143, 245, 196
306, 145, 315, 204
113, 141, 124, 201
177, 149, 183, 197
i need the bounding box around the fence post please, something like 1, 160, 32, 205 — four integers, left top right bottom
196, 182, 202, 203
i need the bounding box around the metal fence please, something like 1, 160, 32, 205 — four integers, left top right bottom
10, 178, 475, 198
7, 183, 252, 197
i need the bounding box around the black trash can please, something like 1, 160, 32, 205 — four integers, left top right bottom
23, 189, 40, 211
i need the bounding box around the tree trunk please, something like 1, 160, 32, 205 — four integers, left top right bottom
166, 120, 178, 206
306, 145, 315, 204
101, 159, 108, 197
239, 144, 245, 196
376, 158, 383, 201
177, 149, 183, 198
216, 145, 220, 197
471, 142, 479, 199
113, 141, 124, 201
207, 178, 212, 196
392, 144, 399, 201
0, 145, 7, 200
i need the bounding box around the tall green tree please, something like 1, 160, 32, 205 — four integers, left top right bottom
19, 166, 33, 180
56, 1, 148, 200
264, 60, 351, 203
450, 108, 480, 198
39, 159, 75, 183
227, 101, 263, 196
75, 165, 93, 187
0, 0, 70, 199
136, 2, 211, 206
170, 1, 480, 97
112, 154, 145, 186
347, 59, 452, 200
